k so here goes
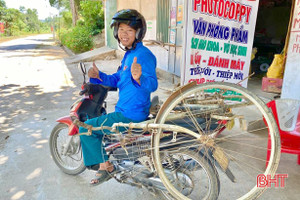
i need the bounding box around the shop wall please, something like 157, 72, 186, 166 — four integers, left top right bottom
117, 0, 156, 20
104, 0, 118, 49
117, 0, 140, 11
117, 0, 157, 40
116, 0, 170, 74
282, 0, 300, 101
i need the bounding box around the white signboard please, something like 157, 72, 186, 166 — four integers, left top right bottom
182, 0, 259, 88
282, 0, 300, 101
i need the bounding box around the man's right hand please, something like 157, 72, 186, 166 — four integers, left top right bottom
88, 62, 102, 81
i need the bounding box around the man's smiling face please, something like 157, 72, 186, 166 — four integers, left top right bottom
118, 23, 136, 48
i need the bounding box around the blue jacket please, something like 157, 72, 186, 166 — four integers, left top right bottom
90, 42, 158, 121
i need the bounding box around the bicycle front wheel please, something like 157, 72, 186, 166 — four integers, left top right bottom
152, 82, 280, 200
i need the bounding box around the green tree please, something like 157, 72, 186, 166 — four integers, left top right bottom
49, 0, 70, 8
25, 8, 40, 32
49, 0, 80, 26
0, 2, 51, 36
60, 10, 72, 28
0, 0, 6, 8
1, 8, 24, 35
60, 25, 93, 53
19, 6, 26, 13
51, 0, 105, 53
79, 0, 104, 35
0, 0, 6, 23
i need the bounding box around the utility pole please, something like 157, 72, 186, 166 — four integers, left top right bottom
52, 16, 55, 41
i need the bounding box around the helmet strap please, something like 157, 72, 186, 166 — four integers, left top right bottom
118, 39, 138, 51
118, 42, 127, 51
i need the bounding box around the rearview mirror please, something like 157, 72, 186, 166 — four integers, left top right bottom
78, 62, 86, 84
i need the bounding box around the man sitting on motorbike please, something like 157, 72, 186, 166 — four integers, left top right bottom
79, 9, 158, 186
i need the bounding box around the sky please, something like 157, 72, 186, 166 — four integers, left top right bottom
4, 0, 59, 20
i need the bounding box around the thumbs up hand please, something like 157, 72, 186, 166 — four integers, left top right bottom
131, 57, 142, 84
88, 62, 102, 81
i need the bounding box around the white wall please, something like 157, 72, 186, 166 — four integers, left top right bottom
147, 46, 169, 72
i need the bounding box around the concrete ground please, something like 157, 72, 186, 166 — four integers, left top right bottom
0, 35, 162, 200
240, 78, 300, 199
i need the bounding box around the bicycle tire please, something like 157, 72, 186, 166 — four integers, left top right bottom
152, 82, 280, 200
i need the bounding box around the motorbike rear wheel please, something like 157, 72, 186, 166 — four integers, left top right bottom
159, 149, 220, 200
49, 123, 86, 175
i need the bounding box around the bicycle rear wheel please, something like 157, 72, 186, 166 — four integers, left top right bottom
152, 82, 280, 200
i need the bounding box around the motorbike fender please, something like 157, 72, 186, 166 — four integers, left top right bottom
56, 116, 79, 136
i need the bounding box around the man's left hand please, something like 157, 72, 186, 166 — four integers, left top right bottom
131, 57, 142, 85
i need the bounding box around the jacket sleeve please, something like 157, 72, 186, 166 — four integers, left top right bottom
90, 70, 121, 88
132, 52, 158, 93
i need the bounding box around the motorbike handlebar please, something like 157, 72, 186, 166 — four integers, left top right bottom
79, 83, 117, 96
79, 88, 88, 96
107, 87, 117, 91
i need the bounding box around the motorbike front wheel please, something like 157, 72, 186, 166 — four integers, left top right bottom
158, 149, 220, 200
49, 123, 86, 175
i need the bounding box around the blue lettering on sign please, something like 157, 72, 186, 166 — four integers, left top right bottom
193, 18, 207, 36
230, 25, 248, 44
192, 18, 248, 44
216, 70, 233, 79
190, 67, 212, 76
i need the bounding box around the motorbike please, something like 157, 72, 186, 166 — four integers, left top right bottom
49, 61, 280, 200
49, 62, 221, 199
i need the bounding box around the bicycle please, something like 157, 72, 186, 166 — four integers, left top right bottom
75, 81, 280, 199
